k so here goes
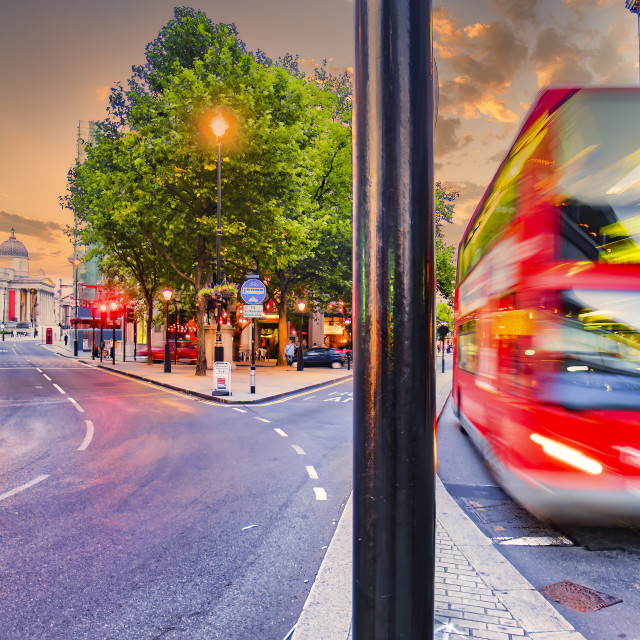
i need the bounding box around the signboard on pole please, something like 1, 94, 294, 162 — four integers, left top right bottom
240, 279, 267, 305
212, 361, 232, 396
243, 304, 264, 318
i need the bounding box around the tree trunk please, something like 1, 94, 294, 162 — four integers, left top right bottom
277, 299, 288, 366
195, 292, 206, 376
146, 295, 154, 365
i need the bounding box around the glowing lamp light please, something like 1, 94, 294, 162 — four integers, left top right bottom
100, 304, 107, 312
110, 302, 118, 311
162, 288, 172, 302
530, 433, 603, 475
297, 301, 306, 313
210, 111, 228, 139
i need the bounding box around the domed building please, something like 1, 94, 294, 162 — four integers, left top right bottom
0, 229, 56, 334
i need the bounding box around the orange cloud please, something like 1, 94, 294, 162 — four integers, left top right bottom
95, 86, 110, 102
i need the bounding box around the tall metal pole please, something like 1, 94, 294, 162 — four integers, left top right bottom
297, 313, 304, 371
353, 1, 436, 638
250, 320, 256, 393
73, 265, 79, 356
164, 300, 171, 373
215, 139, 224, 363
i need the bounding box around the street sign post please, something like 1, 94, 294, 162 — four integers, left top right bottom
212, 361, 232, 396
240, 279, 267, 305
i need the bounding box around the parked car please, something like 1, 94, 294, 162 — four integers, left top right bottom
136, 341, 197, 362
302, 347, 346, 368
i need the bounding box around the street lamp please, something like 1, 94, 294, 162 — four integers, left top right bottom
162, 288, 172, 373
68, 256, 81, 356
627, 0, 640, 82
210, 110, 228, 363
110, 301, 118, 365
297, 300, 306, 371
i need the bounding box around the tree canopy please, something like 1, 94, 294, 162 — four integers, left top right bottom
65, 7, 352, 372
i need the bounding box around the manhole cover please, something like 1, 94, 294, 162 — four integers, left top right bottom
539, 581, 622, 612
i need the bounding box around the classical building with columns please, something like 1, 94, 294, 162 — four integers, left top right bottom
0, 229, 57, 333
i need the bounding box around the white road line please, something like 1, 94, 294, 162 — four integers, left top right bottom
232, 408, 247, 413
78, 420, 94, 451
292, 445, 306, 455
274, 428, 288, 438
68, 397, 85, 413
313, 487, 327, 501
255, 417, 271, 423
303, 396, 316, 401
306, 465, 319, 480
496, 535, 573, 546
53, 384, 66, 395
36, 368, 42, 373
0, 475, 49, 502
42, 374, 51, 381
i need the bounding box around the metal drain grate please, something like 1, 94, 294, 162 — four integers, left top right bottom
539, 581, 623, 612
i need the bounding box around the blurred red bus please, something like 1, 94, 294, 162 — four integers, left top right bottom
452, 87, 640, 524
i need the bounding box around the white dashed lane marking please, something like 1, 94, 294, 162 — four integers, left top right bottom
232, 408, 247, 413
291, 445, 305, 455
68, 397, 85, 413
255, 417, 271, 423
313, 488, 327, 501
53, 384, 66, 395
274, 428, 288, 438
0, 475, 49, 502
78, 420, 94, 451
306, 465, 319, 480
42, 374, 51, 381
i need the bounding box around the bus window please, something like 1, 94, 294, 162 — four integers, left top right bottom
560, 200, 640, 264
542, 289, 640, 410
457, 319, 477, 373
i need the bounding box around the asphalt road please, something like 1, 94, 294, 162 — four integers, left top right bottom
0, 340, 353, 640
437, 395, 640, 640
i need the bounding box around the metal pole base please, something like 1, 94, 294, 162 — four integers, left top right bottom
164, 341, 171, 373
74, 339, 78, 357
250, 364, 256, 393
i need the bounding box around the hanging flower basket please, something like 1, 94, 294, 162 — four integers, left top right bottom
199, 284, 238, 302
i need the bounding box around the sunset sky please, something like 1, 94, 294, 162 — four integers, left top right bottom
0, 0, 638, 286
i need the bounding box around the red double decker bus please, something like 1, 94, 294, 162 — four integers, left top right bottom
453, 87, 640, 524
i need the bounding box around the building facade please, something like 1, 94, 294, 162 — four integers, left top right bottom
0, 229, 57, 333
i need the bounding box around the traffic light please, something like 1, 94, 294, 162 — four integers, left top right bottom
126, 308, 135, 323
100, 304, 107, 324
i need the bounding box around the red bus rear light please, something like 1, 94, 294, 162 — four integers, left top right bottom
530, 433, 603, 475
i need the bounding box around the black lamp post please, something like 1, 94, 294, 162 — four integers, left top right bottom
627, 0, 640, 82
162, 288, 172, 373
69, 256, 81, 356
1, 322, 4, 342
210, 110, 228, 363
297, 300, 306, 371
100, 303, 106, 363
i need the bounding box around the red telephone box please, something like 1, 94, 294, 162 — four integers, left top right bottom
46, 327, 53, 344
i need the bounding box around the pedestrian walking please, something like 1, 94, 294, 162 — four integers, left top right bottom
285, 338, 295, 367
64, 334, 68, 346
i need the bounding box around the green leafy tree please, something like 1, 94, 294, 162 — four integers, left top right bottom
66, 8, 352, 373
435, 181, 459, 302
62, 132, 171, 364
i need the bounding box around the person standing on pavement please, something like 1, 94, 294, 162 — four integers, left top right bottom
285, 338, 295, 367
64, 334, 68, 347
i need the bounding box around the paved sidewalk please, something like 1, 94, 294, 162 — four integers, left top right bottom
292, 368, 588, 640
40, 339, 352, 404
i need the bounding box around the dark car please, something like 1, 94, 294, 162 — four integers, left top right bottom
302, 347, 346, 368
